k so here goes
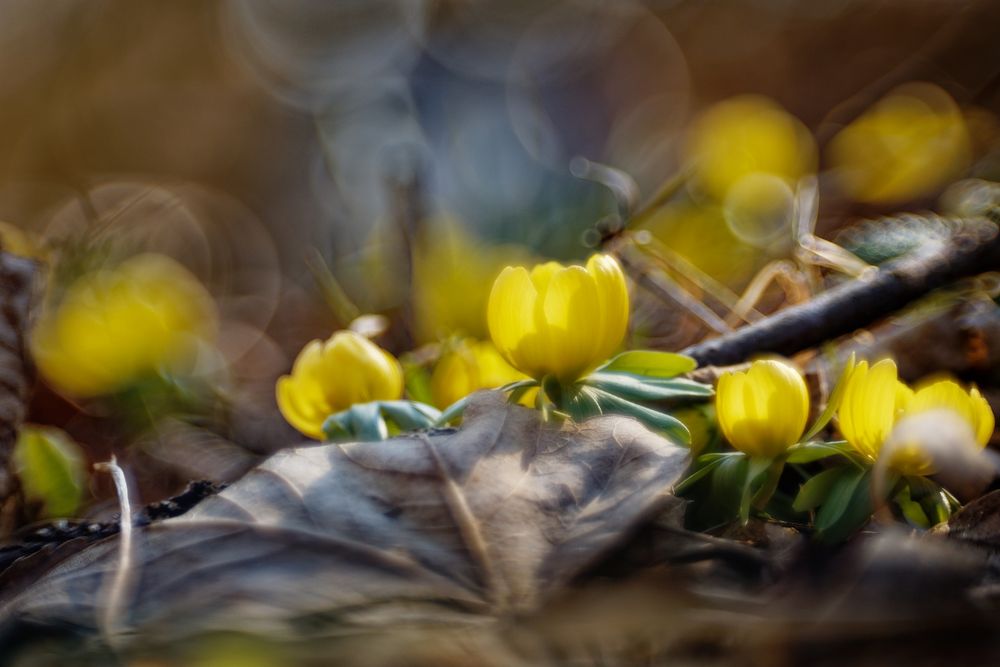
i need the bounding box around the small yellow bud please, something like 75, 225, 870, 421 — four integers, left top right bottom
429, 339, 527, 410
487, 254, 629, 383
716, 359, 809, 459
276, 331, 403, 440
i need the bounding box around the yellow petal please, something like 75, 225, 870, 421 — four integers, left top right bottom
970, 387, 995, 448
907, 379, 995, 449
276, 375, 329, 440
540, 265, 600, 382
488, 266, 541, 377
586, 254, 629, 363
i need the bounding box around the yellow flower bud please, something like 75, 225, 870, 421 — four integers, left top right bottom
429, 339, 527, 410
276, 331, 403, 439
716, 359, 809, 459
487, 254, 629, 384
32, 254, 217, 398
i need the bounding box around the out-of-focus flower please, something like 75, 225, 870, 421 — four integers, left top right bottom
412, 218, 529, 344
32, 253, 217, 398
276, 331, 403, 439
716, 359, 809, 459
488, 254, 628, 383
684, 95, 817, 200
905, 378, 994, 448
837, 358, 918, 471
828, 83, 971, 204
13, 425, 86, 518
429, 338, 528, 409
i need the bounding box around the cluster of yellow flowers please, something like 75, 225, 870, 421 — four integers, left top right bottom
715, 357, 994, 473
276, 252, 632, 439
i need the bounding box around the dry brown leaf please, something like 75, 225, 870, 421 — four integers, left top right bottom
0, 391, 689, 641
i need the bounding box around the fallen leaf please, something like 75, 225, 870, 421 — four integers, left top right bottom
0, 391, 689, 642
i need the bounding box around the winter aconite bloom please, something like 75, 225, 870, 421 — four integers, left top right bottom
32, 254, 217, 398
716, 359, 810, 459
837, 359, 913, 465
905, 378, 994, 448
276, 331, 404, 439
487, 254, 629, 383
889, 377, 995, 475
838, 359, 995, 475
430, 339, 527, 410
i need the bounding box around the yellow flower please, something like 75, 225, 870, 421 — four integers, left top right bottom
839, 360, 994, 475
276, 331, 403, 439
487, 254, 629, 383
837, 359, 913, 464
32, 254, 217, 398
429, 339, 528, 409
905, 378, 994, 448
828, 83, 970, 204
716, 359, 810, 458
892, 379, 995, 475
685, 95, 817, 200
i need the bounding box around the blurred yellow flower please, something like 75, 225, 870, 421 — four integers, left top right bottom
828, 83, 970, 204
837, 359, 913, 466
487, 254, 629, 383
716, 359, 809, 459
32, 253, 217, 398
905, 378, 994, 448
429, 339, 528, 409
412, 218, 529, 344
276, 331, 403, 439
685, 95, 817, 200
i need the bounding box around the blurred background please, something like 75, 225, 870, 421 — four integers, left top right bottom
2, 0, 999, 516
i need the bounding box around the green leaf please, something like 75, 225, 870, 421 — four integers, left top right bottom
922, 489, 953, 526
597, 350, 697, 378
402, 364, 435, 407
435, 394, 472, 426
785, 441, 862, 466
499, 379, 538, 393
588, 388, 690, 444
378, 400, 441, 432
584, 372, 713, 402
893, 484, 930, 528
802, 352, 856, 441
323, 402, 390, 442
347, 403, 389, 442
13, 426, 86, 518
565, 386, 603, 423
739, 458, 775, 523
815, 468, 874, 543
793, 466, 851, 512
675, 455, 728, 494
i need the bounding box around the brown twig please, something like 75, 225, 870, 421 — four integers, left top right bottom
681, 218, 1000, 367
